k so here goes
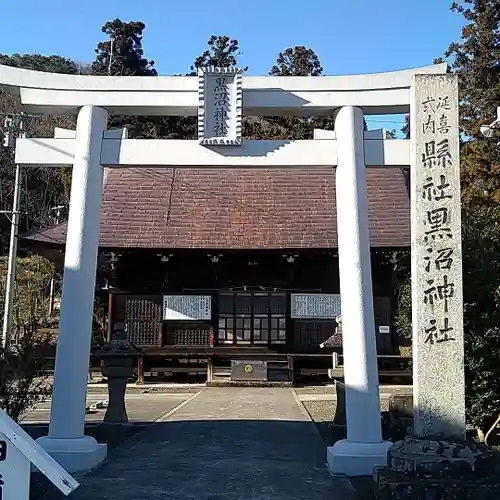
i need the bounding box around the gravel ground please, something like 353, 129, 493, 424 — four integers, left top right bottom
87, 383, 206, 394
296, 386, 412, 500
294, 385, 336, 395
295, 384, 411, 396
301, 400, 336, 424
300, 396, 391, 448
300, 396, 392, 423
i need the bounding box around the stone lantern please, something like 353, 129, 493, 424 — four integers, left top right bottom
335, 315, 342, 335
93, 321, 142, 424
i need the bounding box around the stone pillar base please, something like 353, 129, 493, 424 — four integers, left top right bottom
327, 439, 392, 476
373, 436, 496, 499
36, 435, 107, 474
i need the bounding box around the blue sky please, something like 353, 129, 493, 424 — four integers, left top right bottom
2, 0, 465, 131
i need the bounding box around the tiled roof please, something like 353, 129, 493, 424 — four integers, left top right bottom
23, 167, 410, 249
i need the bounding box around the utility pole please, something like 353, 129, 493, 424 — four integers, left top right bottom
48, 205, 65, 315
1, 114, 24, 349
108, 37, 114, 75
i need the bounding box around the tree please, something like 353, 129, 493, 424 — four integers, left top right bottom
264, 46, 370, 138
393, 1, 500, 432
444, 1, 500, 432
179, 35, 247, 139
0, 117, 70, 251
0, 54, 78, 74
0, 54, 78, 252
444, 0, 500, 203
0, 255, 55, 421
461, 205, 500, 432
446, 1, 500, 139
258, 46, 331, 140
89, 20, 168, 139
191, 35, 246, 74
187, 34, 258, 137
90, 25, 246, 140
92, 19, 157, 76
269, 46, 323, 77
402, 115, 410, 139
0, 336, 52, 422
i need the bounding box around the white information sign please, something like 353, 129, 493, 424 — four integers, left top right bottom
291, 294, 341, 319
163, 295, 212, 320
0, 409, 79, 499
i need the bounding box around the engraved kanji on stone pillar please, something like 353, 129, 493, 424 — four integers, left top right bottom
411, 74, 466, 439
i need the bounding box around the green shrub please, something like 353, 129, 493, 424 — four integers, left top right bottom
0, 331, 52, 422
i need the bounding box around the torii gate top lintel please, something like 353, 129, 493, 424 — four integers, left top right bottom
0, 62, 447, 116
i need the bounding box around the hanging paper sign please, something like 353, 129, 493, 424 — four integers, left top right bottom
291, 294, 341, 319
163, 295, 212, 320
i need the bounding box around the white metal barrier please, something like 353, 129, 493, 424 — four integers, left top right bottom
0, 408, 79, 499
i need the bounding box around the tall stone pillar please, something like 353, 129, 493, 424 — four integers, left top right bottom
410, 74, 465, 439
37, 105, 108, 473
327, 106, 391, 476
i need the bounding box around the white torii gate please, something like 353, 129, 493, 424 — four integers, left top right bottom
0, 62, 465, 477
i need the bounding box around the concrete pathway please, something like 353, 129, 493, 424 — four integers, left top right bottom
54, 388, 355, 499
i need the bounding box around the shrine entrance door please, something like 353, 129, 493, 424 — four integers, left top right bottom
216, 291, 287, 346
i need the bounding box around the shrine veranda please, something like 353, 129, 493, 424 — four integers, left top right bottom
0, 63, 465, 477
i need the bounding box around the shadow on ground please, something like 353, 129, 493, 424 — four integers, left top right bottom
25, 422, 154, 500
29, 419, 352, 500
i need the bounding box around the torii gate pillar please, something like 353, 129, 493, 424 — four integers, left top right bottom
37, 105, 108, 473
326, 106, 391, 476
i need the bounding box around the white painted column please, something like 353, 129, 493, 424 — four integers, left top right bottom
327, 106, 391, 476
37, 105, 108, 474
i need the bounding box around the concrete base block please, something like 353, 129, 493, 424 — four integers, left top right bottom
327, 439, 392, 476
36, 435, 107, 474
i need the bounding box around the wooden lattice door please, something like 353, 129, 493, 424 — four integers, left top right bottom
217, 291, 287, 345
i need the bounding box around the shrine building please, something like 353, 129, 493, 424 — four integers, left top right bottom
23, 163, 410, 383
